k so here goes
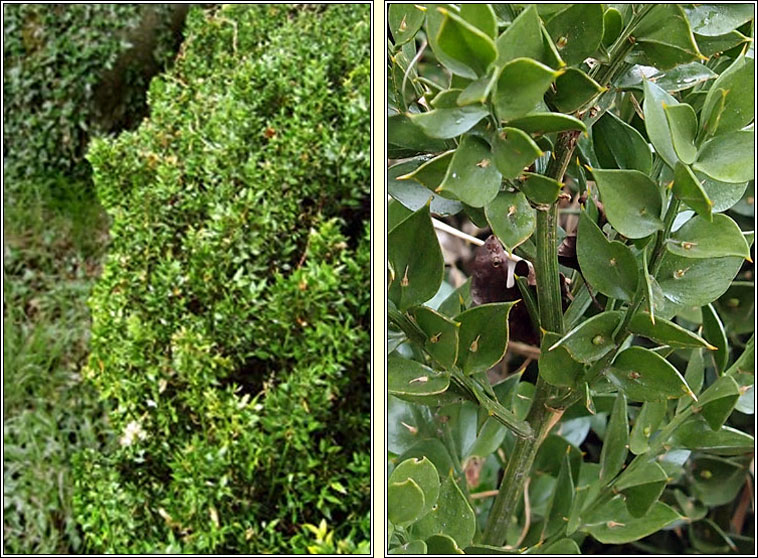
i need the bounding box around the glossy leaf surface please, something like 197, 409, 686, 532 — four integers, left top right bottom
456, 302, 515, 375
438, 135, 502, 208
485, 191, 536, 254
493, 58, 560, 121
672, 162, 712, 220
388, 204, 444, 310
592, 111, 652, 174
491, 127, 543, 179
550, 311, 623, 363
607, 347, 695, 402
577, 210, 638, 301
693, 130, 755, 184
539, 331, 584, 388
591, 169, 663, 238
668, 214, 750, 259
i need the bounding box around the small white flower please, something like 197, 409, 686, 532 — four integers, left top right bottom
120, 420, 147, 447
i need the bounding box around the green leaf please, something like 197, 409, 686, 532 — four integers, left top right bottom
520, 172, 563, 206
485, 191, 536, 254
432, 88, 466, 109
592, 111, 652, 174
685, 4, 755, 36
531, 538, 581, 554
696, 30, 751, 58
493, 58, 560, 121
642, 80, 680, 168
456, 302, 515, 374
457, 70, 498, 106
549, 311, 623, 364
399, 438, 455, 480
398, 151, 454, 190
388, 356, 451, 399
390, 159, 464, 217
412, 472, 476, 548
438, 135, 502, 208
701, 174, 748, 214
466, 418, 506, 459
436, 7, 498, 77
648, 62, 717, 93
697, 374, 740, 431
693, 130, 755, 183
388, 395, 436, 454
389, 540, 428, 555
668, 214, 751, 259
543, 453, 575, 537
389, 4, 425, 46
671, 415, 754, 455
607, 346, 696, 402
390, 457, 442, 519
577, 211, 639, 301
409, 106, 490, 139
701, 303, 729, 373
491, 127, 543, 179
507, 112, 586, 134
689, 455, 750, 507
591, 169, 663, 238
388, 478, 426, 526
656, 250, 744, 308
495, 5, 544, 67
629, 400, 667, 455
425, 534, 464, 555
701, 55, 755, 135
629, 5, 703, 70
388, 204, 444, 310
412, 306, 460, 369
600, 392, 629, 483
459, 3, 497, 39
614, 460, 669, 517
663, 103, 698, 164
582, 497, 681, 544
539, 331, 584, 388
540, 22, 566, 69
715, 281, 755, 334
425, 5, 474, 79
672, 162, 712, 220
628, 312, 714, 349
549, 67, 605, 113
544, 4, 604, 66
389, 113, 455, 158
602, 7, 623, 47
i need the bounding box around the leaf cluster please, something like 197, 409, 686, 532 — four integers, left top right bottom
388, 3, 754, 554
73, 4, 370, 553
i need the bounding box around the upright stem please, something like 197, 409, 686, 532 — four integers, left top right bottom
483, 131, 578, 546
483, 6, 659, 544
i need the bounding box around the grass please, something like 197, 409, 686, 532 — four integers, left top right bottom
3, 176, 112, 554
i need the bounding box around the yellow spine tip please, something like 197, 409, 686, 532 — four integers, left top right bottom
705, 343, 718, 351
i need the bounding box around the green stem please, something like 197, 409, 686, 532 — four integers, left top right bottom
481, 7, 659, 545
482, 130, 578, 546
482, 378, 564, 545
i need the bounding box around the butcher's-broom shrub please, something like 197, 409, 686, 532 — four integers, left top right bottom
73, 4, 370, 553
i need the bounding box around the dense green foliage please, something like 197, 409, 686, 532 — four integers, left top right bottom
388, 3, 754, 554
74, 4, 370, 553
3, 180, 110, 554
2, 4, 181, 181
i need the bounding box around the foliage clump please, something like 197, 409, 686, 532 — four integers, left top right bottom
74, 4, 370, 553
2, 3, 183, 181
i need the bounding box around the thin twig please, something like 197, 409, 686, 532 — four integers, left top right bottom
432, 218, 485, 246
508, 342, 541, 360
